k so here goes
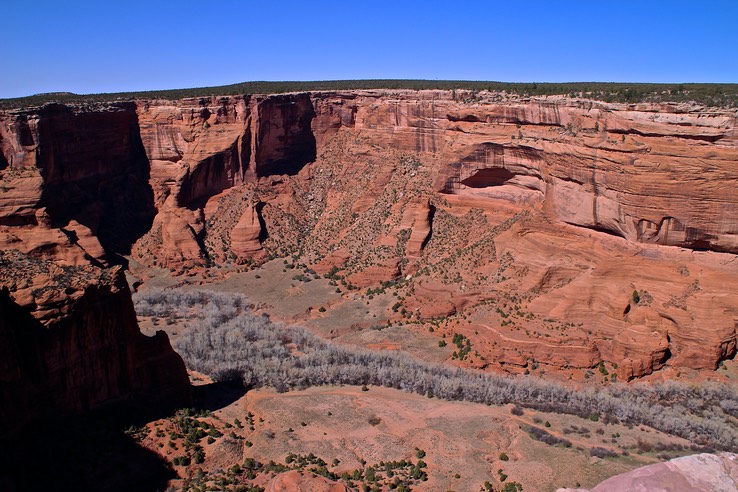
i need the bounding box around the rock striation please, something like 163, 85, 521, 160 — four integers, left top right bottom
2, 90, 737, 379
0, 102, 155, 265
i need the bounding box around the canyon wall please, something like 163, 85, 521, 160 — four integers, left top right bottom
0, 102, 155, 265
136, 91, 738, 265
0, 250, 190, 439
1, 90, 737, 380
5, 91, 736, 266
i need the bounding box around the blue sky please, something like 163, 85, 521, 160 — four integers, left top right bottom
1, 1, 737, 98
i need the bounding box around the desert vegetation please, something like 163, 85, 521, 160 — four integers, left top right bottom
131, 404, 432, 492
2, 80, 737, 109
182, 451, 429, 492
134, 289, 738, 451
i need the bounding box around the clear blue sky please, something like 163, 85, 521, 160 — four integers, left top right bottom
1, 1, 737, 98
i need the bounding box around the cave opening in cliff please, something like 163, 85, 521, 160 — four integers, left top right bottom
460, 167, 516, 188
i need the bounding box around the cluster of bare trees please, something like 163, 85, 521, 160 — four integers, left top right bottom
134, 289, 738, 451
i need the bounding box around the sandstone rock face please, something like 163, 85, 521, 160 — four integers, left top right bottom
4, 92, 735, 262
230, 202, 268, 255
131, 96, 250, 268
130, 94, 321, 267
253, 93, 318, 177
0, 102, 155, 265
2, 90, 737, 379
557, 453, 738, 492
0, 250, 190, 439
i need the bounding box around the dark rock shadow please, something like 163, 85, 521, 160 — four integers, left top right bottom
35, 103, 156, 264
0, 410, 176, 492
192, 379, 248, 412
255, 93, 317, 178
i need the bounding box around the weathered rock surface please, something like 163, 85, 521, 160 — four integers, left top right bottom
2, 90, 737, 379
557, 453, 738, 492
0, 250, 190, 439
264, 470, 348, 492
0, 102, 155, 268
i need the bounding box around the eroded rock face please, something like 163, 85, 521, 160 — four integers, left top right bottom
0, 250, 190, 439
557, 453, 738, 492
4, 92, 736, 264
130, 94, 320, 267
2, 91, 737, 379
0, 102, 155, 265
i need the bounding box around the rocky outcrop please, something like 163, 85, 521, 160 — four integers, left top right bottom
2, 90, 737, 379
130, 96, 251, 268
230, 201, 268, 255
130, 94, 321, 267
557, 453, 738, 492
0, 250, 190, 439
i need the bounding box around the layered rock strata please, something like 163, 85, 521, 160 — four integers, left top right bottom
2, 90, 737, 379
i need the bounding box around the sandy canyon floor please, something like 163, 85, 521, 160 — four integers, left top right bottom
129, 261, 737, 492
131, 376, 712, 492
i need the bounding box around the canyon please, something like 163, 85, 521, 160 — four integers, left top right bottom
1, 88, 738, 492
2, 89, 736, 386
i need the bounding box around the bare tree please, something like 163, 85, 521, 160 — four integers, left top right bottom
134, 289, 738, 451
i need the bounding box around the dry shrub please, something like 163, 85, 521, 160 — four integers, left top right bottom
134, 289, 738, 451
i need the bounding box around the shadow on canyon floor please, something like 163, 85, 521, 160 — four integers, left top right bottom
0, 381, 249, 491
0, 412, 175, 492
192, 379, 248, 413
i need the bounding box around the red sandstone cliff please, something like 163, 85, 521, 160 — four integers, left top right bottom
1, 90, 737, 380
0, 250, 190, 439
122, 91, 738, 267
5, 92, 735, 266
0, 102, 155, 266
